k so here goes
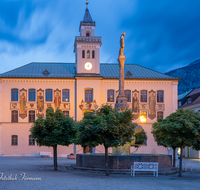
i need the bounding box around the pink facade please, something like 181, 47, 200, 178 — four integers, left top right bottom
0, 5, 178, 157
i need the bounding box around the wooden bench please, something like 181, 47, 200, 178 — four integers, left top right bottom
131, 162, 158, 177
39, 152, 51, 157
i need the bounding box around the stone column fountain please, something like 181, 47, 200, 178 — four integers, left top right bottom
113, 32, 130, 155
115, 32, 129, 111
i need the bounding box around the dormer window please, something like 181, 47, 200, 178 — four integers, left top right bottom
126, 71, 132, 77
43, 70, 50, 76
187, 98, 192, 103
86, 32, 90, 37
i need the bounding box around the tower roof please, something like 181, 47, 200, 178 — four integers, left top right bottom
83, 8, 93, 23
80, 7, 95, 29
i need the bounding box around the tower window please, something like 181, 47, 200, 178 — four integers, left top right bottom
92, 50, 95, 58
87, 50, 90, 59
86, 32, 90, 36
82, 50, 85, 58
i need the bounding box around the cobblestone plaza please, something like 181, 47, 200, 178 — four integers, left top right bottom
0, 157, 200, 190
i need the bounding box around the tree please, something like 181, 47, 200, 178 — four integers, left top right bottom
152, 109, 200, 177
76, 112, 100, 153
152, 118, 179, 167
134, 129, 147, 146
30, 108, 76, 170
78, 105, 136, 176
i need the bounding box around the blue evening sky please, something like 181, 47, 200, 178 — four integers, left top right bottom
0, 0, 200, 74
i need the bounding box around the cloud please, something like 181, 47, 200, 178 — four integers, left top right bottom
0, 0, 200, 74
119, 0, 200, 72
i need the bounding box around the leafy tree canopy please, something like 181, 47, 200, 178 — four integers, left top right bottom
30, 108, 77, 147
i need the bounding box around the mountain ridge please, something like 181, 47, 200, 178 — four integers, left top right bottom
165, 59, 200, 94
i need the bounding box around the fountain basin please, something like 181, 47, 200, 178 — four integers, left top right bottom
76, 154, 172, 169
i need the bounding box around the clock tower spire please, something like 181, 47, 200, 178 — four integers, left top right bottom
74, 2, 102, 75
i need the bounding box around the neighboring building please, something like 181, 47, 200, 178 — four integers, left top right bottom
178, 88, 200, 159
0, 5, 179, 157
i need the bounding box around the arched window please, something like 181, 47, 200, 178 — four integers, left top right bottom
11, 89, 18, 101
107, 90, 114, 102
86, 32, 90, 36
11, 135, 18, 146
29, 89, 36, 101
140, 90, 147, 102
85, 89, 93, 102
92, 50, 95, 58
45, 89, 53, 101
157, 90, 164, 103
125, 90, 131, 102
87, 50, 90, 59
82, 50, 85, 58
11, 110, 18, 123
29, 110, 35, 123
62, 89, 70, 102
29, 135, 35, 146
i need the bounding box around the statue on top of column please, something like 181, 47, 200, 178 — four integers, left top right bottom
119, 32, 125, 56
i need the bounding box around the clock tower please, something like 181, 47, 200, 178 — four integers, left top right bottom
74, 2, 102, 75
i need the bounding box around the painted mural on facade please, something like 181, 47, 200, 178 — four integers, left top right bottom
148, 90, 156, 119
37, 89, 44, 117
54, 89, 61, 109
19, 88, 27, 119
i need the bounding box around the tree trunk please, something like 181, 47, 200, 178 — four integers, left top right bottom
179, 144, 183, 177
105, 146, 109, 176
173, 147, 176, 167
53, 145, 57, 170
84, 146, 86, 154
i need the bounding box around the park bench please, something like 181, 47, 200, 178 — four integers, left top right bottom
131, 162, 158, 177
176, 160, 192, 171
39, 152, 51, 157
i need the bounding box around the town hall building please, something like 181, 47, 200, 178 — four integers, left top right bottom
0, 5, 179, 157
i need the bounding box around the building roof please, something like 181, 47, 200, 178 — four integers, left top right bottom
178, 90, 192, 100
0, 62, 179, 80
186, 88, 200, 97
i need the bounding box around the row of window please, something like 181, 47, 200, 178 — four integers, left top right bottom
11, 88, 164, 104
11, 110, 69, 123
11, 135, 35, 146
11, 89, 70, 102
82, 50, 95, 59
107, 90, 164, 103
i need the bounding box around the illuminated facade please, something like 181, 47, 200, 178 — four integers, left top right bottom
0, 6, 179, 157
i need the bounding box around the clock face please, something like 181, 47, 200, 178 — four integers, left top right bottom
84, 62, 92, 70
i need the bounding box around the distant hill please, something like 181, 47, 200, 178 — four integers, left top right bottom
165, 59, 200, 95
